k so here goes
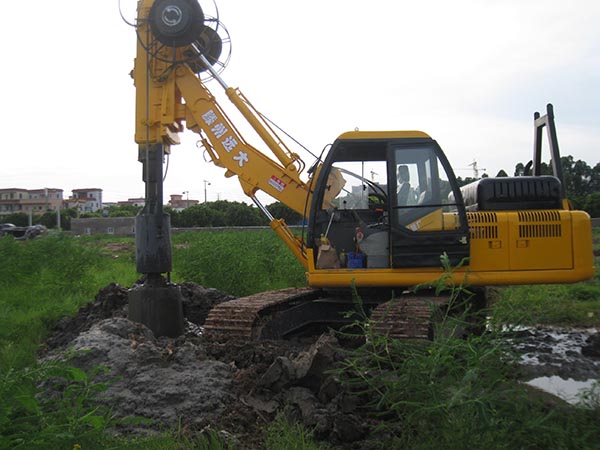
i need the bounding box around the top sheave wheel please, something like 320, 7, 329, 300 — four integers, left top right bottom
149, 0, 205, 47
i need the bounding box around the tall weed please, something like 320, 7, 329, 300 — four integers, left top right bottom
0, 359, 113, 450
172, 230, 306, 296
335, 257, 600, 449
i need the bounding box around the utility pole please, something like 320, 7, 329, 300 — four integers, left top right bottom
203, 180, 211, 203
183, 190, 189, 208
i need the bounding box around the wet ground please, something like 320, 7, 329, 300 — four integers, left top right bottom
41, 282, 600, 448
508, 326, 600, 403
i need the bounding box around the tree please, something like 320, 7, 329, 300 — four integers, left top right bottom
222, 202, 265, 226
560, 156, 594, 198
0, 213, 29, 226
107, 204, 143, 217
514, 155, 600, 216
582, 192, 600, 218
59, 208, 79, 231
267, 202, 304, 225
455, 177, 477, 188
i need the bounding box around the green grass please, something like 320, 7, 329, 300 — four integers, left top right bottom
0, 230, 308, 449
335, 279, 600, 450
0, 234, 139, 369
172, 229, 307, 297
265, 412, 331, 450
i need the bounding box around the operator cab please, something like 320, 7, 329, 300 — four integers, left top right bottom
308, 132, 470, 270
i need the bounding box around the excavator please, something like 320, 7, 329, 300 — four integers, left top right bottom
127, 0, 595, 340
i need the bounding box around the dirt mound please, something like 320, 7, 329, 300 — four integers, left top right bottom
63, 317, 235, 436
44, 283, 129, 351
179, 281, 236, 326
43, 283, 377, 449
42, 283, 600, 447
43, 281, 235, 353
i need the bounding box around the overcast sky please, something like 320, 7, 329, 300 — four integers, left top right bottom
1, 0, 598, 204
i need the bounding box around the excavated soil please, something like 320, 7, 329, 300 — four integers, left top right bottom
42, 282, 600, 448
42, 282, 380, 449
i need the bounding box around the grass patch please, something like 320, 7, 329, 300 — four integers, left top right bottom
172, 229, 307, 297
493, 283, 600, 326
265, 412, 331, 450
0, 360, 114, 450
0, 234, 138, 369
0, 230, 308, 448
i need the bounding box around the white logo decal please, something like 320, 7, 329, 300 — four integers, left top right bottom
211, 123, 228, 139
233, 151, 249, 167
202, 110, 218, 126
222, 136, 238, 152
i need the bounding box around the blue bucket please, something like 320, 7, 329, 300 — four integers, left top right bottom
347, 252, 363, 268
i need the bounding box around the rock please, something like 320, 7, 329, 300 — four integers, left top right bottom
179, 282, 235, 326
284, 387, 332, 437
256, 333, 343, 395
318, 376, 342, 404
257, 356, 296, 392
241, 395, 279, 414
582, 333, 600, 358
332, 413, 366, 443
294, 333, 341, 392
285, 387, 319, 420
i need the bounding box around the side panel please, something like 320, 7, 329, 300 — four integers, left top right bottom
466, 212, 510, 271
306, 210, 594, 288
509, 210, 572, 270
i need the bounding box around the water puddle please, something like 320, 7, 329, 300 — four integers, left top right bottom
525, 376, 596, 404
508, 326, 600, 404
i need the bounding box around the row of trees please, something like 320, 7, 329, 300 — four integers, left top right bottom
166, 200, 304, 228
0, 201, 304, 230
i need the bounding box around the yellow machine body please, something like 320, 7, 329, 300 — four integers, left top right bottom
133, 0, 595, 293
306, 209, 594, 288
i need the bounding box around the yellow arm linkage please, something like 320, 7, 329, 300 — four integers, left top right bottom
174, 64, 313, 215
133, 1, 312, 267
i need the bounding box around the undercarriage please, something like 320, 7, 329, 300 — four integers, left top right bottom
203, 287, 484, 341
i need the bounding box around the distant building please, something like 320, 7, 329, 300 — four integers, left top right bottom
168, 193, 199, 211
0, 188, 64, 216
65, 188, 103, 213
117, 197, 146, 208
71, 217, 135, 236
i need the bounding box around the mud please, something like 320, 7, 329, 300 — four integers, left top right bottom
43, 283, 600, 448
43, 283, 377, 448
508, 326, 600, 403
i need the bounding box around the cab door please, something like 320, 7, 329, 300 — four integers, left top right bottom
389, 142, 470, 268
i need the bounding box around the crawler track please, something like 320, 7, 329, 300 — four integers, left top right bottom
203, 288, 322, 340
203, 287, 451, 341
369, 295, 448, 340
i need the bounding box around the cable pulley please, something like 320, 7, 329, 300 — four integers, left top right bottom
149, 0, 205, 47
